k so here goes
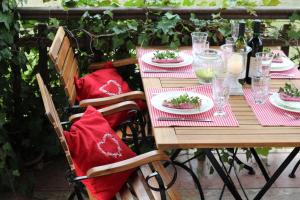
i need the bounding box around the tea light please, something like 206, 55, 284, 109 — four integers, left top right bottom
227, 54, 243, 75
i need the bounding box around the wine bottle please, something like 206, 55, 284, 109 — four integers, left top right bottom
234, 21, 247, 51
245, 20, 263, 84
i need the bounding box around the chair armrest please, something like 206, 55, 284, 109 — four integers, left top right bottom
79, 91, 145, 107
89, 57, 138, 71
86, 150, 170, 178
69, 101, 139, 122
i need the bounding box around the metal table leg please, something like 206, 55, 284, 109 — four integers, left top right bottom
254, 147, 300, 200
250, 148, 270, 181
204, 149, 243, 200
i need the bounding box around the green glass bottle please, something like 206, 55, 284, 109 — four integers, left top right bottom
234, 21, 247, 51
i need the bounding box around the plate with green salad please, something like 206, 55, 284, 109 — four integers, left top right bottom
151, 91, 214, 115
141, 50, 193, 68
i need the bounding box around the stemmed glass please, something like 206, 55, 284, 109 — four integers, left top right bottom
212, 75, 230, 117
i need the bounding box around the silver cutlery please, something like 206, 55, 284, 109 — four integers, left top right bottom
270, 73, 295, 77
143, 69, 190, 73
157, 116, 213, 122
283, 112, 300, 120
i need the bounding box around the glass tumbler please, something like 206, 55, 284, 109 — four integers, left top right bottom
192, 49, 224, 84
212, 76, 230, 117
252, 76, 270, 104
256, 52, 274, 76
191, 32, 208, 54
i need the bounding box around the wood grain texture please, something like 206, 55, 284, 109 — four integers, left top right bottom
79, 91, 146, 107
139, 46, 300, 149
48, 27, 65, 61
88, 57, 138, 71
86, 150, 170, 178
69, 101, 140, 122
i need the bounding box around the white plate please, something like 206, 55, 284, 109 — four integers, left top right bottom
271, 57, 295, 72
151, 91, 214, 115
141, 52, 193, 68
269, 93, 300, 113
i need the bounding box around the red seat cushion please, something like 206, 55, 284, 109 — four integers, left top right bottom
74, 62, 146, 128
64, 106, 136, 200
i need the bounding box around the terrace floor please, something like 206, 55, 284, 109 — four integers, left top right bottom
2, 149, 300, 200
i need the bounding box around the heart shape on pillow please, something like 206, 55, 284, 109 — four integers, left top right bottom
99, 80, 122, 96
97, 133, 122, 158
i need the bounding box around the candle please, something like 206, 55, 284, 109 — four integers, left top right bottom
227, 54, 243, 75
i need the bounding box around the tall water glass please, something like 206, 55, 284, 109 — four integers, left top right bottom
231, 21, 239, 41
212, 76, 230, 117
252, 76, 270, 104
191, 32, 208, 54
256, 52, 274, 76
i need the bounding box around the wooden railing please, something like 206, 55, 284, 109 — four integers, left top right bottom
16, 6, 300, 85
17, 6, 300, 20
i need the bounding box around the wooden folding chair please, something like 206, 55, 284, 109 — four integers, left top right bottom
48, 26, 145, 108
36, 73, 181, 200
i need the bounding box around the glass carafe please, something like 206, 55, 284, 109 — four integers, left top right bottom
192, 49, 224, 84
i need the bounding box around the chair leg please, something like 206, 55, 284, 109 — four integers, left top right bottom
289, 159, 300, 178
173, 161, 205, 200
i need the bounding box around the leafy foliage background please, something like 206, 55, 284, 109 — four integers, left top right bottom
4, 0, 300, 196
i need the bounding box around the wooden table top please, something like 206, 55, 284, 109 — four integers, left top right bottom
139, 47, 300, 150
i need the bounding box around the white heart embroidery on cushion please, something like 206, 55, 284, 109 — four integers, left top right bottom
97, 133, 122, 158
99, 80, 122, 96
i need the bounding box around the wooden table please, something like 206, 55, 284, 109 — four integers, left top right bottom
138, 47, 300, 200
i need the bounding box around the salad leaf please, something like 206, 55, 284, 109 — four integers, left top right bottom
153, 50, 179, 59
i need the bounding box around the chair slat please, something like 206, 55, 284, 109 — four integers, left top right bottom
139, 165, 162, 200
55, 36, 71, 72
68, 84, 77, 106
129, 171, 153, 200
119, 184, 135, 200
65, 59, 78, 99
152, 161, 181, 200
49, 27, 65, 61
61, 49, 75, 85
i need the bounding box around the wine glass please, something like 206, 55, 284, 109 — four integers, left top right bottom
212, 76, 230, 117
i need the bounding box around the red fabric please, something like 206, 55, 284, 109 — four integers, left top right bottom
64, 106, 136, 200
74, 66, 146, 128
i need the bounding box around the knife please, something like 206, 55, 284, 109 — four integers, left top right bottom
270, 73, 295, 77
157, 116, 213, 122
143, 70, 190, 73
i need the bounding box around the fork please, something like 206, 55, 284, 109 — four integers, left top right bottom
283, 112, 300, 120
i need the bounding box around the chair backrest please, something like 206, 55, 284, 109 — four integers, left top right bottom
36, 73, 75, 170
48, 27, 78, 106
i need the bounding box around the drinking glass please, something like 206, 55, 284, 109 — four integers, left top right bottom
225, 37, 235, 45
191, 32, 208, 54
255, 52, 274, 76
252, 76, 270, 104
212, 76, 230, 117
193, 49, 223, 84
231, 21, 239, 41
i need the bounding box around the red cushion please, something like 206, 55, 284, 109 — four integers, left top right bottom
64, 106, 136, 200
74, 64, 146, 128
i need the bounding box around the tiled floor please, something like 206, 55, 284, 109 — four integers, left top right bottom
3, 149, 300, 200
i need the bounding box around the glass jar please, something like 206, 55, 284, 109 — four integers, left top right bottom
192, 49, 224, 84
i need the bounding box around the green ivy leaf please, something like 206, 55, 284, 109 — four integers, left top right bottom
182, 0, 195, 6
290, 12, 300, 22
255, 148, 271, 157
262, 0, 280, 6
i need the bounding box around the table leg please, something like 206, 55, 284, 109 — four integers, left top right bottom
254, 147, 300, 200
204, 149, 243, 200
250, 148, 270, 181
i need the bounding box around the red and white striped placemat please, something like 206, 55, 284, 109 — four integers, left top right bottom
146, 86, 239, 127
243, 88, 300, 126
270, 67, 300, 79
137, 48, 197, 78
